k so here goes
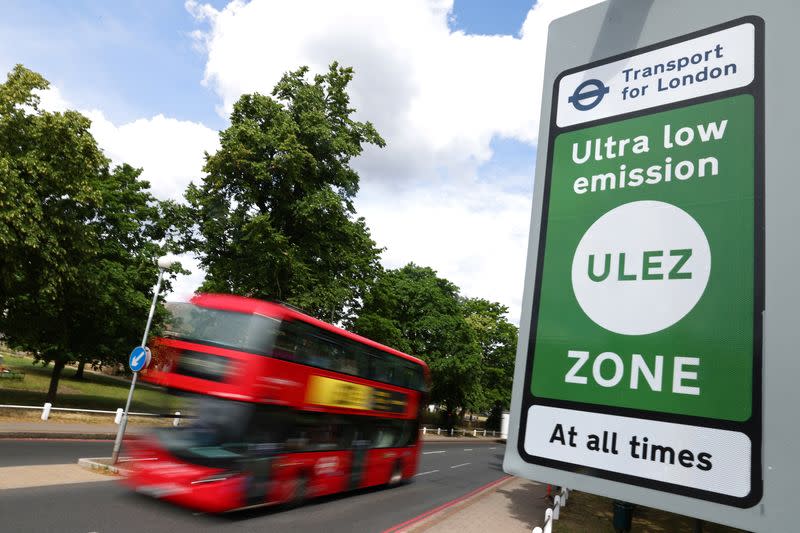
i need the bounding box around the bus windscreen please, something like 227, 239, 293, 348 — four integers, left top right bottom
163, 302, 280, 355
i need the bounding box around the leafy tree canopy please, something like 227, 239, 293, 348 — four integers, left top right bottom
461, 297, 518, 426
352, 263, 484, 422
0, 65, 173, 402
182, 62, 385, 322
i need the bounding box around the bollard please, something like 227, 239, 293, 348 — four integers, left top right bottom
553, 496, 561, 519
450, 428, 454, 436
41, 402, 52, 421
473, 429, 477, 437
423, 426, 427, 435
612, 501, 634, 532
437, 427, 441, 435
561, 487, 569, 507
483, 429, 486, 437
462, 429, 466, 436
544, 508, 554, 533
173, 411, 181, 427
114, 408, 123, 424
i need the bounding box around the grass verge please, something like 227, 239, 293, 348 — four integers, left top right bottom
0, 353, 180, 418
554, 490, 747, 532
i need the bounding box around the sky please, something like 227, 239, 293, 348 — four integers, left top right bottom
1, 0, 604, 324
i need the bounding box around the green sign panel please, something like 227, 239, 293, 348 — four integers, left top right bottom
519, 17, 763, 507
533, 95, 754, 420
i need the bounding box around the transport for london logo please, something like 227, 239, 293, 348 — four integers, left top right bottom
568, 79, 610, 111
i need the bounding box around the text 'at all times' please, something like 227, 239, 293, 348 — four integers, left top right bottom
549, 424, 713, 471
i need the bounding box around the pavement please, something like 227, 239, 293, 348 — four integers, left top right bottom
0, 422, 550, 533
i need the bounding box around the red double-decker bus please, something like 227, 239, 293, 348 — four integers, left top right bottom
124, 293, 429, 513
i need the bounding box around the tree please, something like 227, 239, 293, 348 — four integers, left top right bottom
182, 62, 384, 322
352, 264, 483, 426
461, 298, 518, 430
0, 65, 172, 403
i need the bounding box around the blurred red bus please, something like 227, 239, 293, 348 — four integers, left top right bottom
124, 293, 430, 513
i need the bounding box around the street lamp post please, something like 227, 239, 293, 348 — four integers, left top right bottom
111, 256, 177, 464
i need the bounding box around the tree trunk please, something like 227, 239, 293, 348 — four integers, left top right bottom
441, 407, 454, 430
75, 359, 86, 380
45, 359, 66, 405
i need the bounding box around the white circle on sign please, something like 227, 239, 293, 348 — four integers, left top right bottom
571, 200, 711, 335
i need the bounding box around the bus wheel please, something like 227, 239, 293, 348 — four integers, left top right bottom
388, 462, 403, 486
287, 474, 307, 509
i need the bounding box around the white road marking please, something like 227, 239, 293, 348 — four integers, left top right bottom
423, 450, 446, 455
463, 448, 472, 451
489, 447, 497, 450
450, 463, 471, 469
415, 470, 440, 477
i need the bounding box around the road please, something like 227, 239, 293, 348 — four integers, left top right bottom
0, 439, 506, 533
0, 438, 116, 466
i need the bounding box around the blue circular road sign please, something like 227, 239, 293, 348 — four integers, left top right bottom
129, 346, 151, 372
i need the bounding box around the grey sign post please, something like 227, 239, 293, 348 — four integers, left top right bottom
111, 256, 177, 464
503, 1, 799, 531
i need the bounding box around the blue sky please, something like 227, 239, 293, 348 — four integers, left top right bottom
1, 0, 224, 126
451, 0, 536, 35
1, 0, 535, 128
1, 0, 537, 195
2, 0, 599, 321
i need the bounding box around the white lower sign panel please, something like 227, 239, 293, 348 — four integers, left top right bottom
525, 405, 751, 497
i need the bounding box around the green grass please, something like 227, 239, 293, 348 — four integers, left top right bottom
0, 353, 179, 413
554, 490, 746, 532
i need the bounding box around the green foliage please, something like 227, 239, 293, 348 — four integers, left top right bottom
462, 297, 518, 428
0, 65, 172, 403
352, 264, 484, 420
352, 264, 518, 425
181, 62, 384, 322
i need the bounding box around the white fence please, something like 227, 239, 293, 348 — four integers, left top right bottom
421, 425, 499, 437
0, 403, 187, 427
533, 487, 570, 533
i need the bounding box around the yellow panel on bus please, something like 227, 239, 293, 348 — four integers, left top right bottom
306, 375, 407, 413
306, 375, 373, 410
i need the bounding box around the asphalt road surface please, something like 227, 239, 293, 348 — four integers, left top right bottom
0, 439, 506, 533
0, 438, 116, 467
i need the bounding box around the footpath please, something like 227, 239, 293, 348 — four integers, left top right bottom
0, 422, 550, 532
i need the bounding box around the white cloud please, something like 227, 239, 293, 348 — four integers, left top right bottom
34, 0, 606, 322
85, 111, 219, 202
35, 84, 71, 112
357, 178, 532, 320
36, 85, 219, 301
189, 0, 603, 183
37, 85, 219, 202
187, 0, 603, 322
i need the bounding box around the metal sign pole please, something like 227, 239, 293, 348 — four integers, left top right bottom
111, 267, 165, 464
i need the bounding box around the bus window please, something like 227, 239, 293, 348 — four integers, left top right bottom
368, 350, 390, 383
164, 302, 279, 355
286, 413, 344, 451
272, 328, 297, 361
372, 420, 414, 448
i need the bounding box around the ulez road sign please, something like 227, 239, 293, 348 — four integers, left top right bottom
524, 16, 762, 505
500, 1, 800, 530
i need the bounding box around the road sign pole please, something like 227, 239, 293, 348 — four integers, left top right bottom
139, 268, 165, 348
111, 267, 166, 464
112, 372, 138, 463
